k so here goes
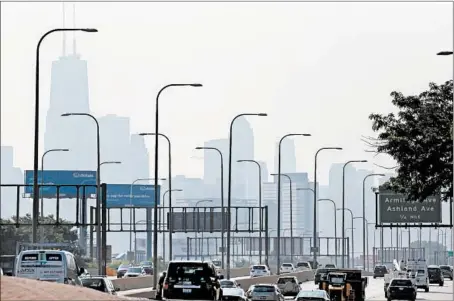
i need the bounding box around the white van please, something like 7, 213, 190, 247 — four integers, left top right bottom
15, 249, 83, 285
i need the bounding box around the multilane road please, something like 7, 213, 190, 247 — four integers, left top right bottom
299, 277, 453, 301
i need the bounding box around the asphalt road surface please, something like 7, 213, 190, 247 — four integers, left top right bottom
299, 277, 453, 301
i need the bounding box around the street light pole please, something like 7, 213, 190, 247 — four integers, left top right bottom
129, 177, 166, 255
140, 132, 173, 262
61, 112, 102, 274
226, 113, 267, 279
338, 208, 354, 267
196, 146, 224, 268
32, 27, 97, 244
276, 133, 310, 274
272, 173, 294, 262
313, 147, 342, 267
362, 173, 384, 269
162, 189, 183, 262
152, 83, 202, 288
40, 148, 69, 242
318, 198, 338, 266
238, 159, 262, 264
353, 216, 368, 269
195, 200, 213, 259
341, 160, 367, 267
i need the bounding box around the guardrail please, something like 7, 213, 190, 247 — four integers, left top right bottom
118, 270, 316, 299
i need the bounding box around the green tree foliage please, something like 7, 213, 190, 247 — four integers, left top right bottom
0, 214, 85, 265
366, 80, 453, 202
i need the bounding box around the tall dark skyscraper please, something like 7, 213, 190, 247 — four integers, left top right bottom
43, 19, 96, 170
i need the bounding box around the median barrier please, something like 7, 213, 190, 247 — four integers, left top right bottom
119, 270, 315, 299
111, 275, 154, 291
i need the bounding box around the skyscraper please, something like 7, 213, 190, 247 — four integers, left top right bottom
274, 138, 296, 174
129, 134, 150, 181
203, 138, 228, 199
43, 25, 96, 170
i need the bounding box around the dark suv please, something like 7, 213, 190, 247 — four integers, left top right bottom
373, 265, 387, 278
428, 265, 444, 286
163, 260, 221, 300
439, 265, 453, 280
386, 278, 416, 301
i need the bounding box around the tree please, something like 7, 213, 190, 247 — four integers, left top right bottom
0, 214, 85, 265
365, 80, 453, 202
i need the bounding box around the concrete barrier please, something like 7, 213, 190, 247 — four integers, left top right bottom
119, 270, 315, 299
111, 275, 154, 291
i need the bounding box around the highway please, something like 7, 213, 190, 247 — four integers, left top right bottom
298, 277, 453, 301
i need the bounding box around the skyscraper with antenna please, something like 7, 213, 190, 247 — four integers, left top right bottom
44, 3, 95, 170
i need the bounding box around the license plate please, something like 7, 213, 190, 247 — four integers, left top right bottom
183, 289, 192, 293
260, 297, 267, 300
399, 288, 403, 290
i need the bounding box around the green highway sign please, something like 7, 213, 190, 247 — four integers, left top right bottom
448, 250, 453, 257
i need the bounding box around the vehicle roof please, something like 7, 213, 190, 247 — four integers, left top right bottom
19, 249, 69, 254
170, 260, 210, 264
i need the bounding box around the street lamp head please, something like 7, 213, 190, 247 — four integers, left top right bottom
61, 149, 70, 152
334, 147, 343, 150
437, 51, 453, 56
81, 28, 98, 33
302, 134, 311, 137
159, 178, 167, 181
377, 173, 386, 177
195, 147, 203, 150
360, 160, 368, 163
61, 113, 72, 117
139, 132, 153, 136
190, 83, 203, 87
258, 113, 268, 117
175, 189, 183, 192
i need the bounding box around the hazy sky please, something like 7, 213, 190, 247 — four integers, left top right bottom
1, 1, 452, 184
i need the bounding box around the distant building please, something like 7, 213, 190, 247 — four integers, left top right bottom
274, 138, 296, 174
203, 138, 228, 199
44, 54, 96, 170
0, 145, 23, 218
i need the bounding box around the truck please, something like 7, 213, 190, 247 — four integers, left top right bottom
406, 259, 429, 292
318, 269, 368, 301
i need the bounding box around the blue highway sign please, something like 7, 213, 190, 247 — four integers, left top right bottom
106, 184, 160, 208
24, 170, 97, 199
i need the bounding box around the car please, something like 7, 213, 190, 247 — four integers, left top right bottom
250, 265, 271, 277
80, 276, 120, 295
162, 260, 221, 300
296, 262, 312, 271
276, 276, 301, 297
140, 261, 154, 275
427, 265, 444, 286
116, 264, 131, 278
219, 279, 245, 301
314, 268, 330, 285
439, 265, 453, 280
212, 260, 222, 269
250, 284, 284, 301
373, 265, 388, 278
279, 263, 295, 274
386, 278, 416, 301
245, 285, 256, 299
124, 266, 146, 278
296, 289, 330, 301
324, 263, 336, 269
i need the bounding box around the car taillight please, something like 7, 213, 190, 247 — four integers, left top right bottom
164, 283, 169, 289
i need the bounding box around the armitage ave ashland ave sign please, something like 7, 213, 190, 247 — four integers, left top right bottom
378, 191, 442, 223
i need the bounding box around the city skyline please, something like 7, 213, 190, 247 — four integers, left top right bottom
2, 2, 451, 185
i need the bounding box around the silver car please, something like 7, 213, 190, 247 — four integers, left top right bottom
250, 284, 284, 301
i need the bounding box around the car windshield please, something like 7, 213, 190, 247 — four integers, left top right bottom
167, 262, 212, 282
297, 263, 309, 267
140, 261, 152, 267
220, 280, 235, 288
253, 286, 275, 293
277, 277, 296, 284
282, 264, 292, 267
316, 269, 328, 274
440, 266, 450, 271
252, 265, 266, 270
391, 279, 412, 286
428, 268, 439, 274
375, 266, 386, 271
128, 267, 142, 273
81, 278, 105, 292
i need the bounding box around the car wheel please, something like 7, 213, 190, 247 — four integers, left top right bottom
439, 282, 444, 286
384, 292, 387, 298
451, 277, 453, 281
424, 286, 429, 292
373, 276, 376, 279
